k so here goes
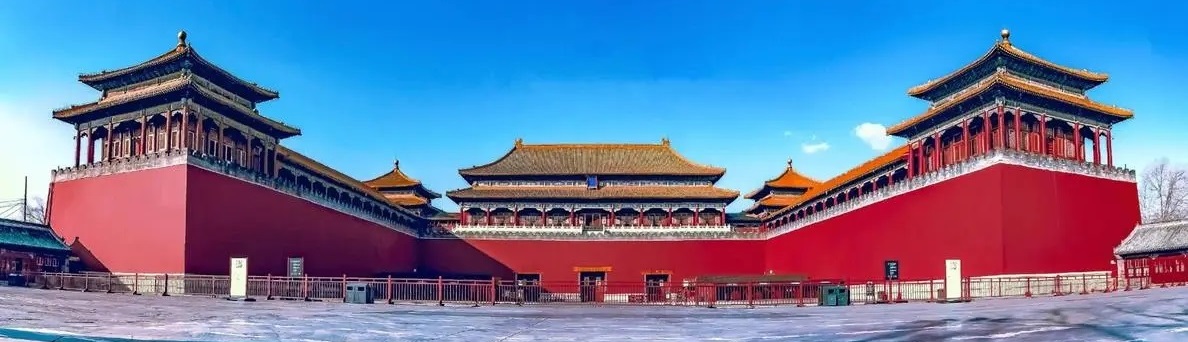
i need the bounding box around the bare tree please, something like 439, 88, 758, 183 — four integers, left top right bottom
24, 197, 46, 224
1140, 158, 1188, 223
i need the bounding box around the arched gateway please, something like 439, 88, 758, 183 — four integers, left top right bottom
44, 30, 1139, 285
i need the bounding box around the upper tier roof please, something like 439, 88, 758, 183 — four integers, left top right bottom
446, 185, 739, 201
907, 29, 1109, 100
458, 138, 726, 179
743, 159, 820, 200
78, 31, 279, 103
52, 73, 300, 138
887, 70, 1133, 136
765, 145, 911, 220
363, 159, 442, 200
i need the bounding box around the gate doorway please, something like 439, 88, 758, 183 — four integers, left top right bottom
644, 274, 669, 301
579, 271, 606, 302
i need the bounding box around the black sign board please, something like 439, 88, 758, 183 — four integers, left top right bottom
884, 260, 899, 281
287, 257, 304, 278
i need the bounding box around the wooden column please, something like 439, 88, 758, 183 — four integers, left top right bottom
933, 132, 941, 169
217, 126, 224, 159
666, 208, 673, 226
180, 109, 189, 149
962, 120, 970, 161
1014, 108, 1022, 150
1105, 129, 1114, 167
637, 209, 644, 226
1092, 127, 1101, 165
906, 144, 914, 179
139, 116, 148, 155
996, 104, 1005, 150
73, 130, 81, 167
86, 131, 94, 164
164, 113, 172, 152
1039, 114, 1048, 156
1073, 122, 1082, 162
982, 110, 990, 153
105, 122, 113, 162
195, 114, 205, 154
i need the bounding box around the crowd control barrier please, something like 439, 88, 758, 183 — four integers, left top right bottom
16, 272, 1153, 308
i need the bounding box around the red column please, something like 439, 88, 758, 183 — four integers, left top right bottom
1106, 129, 1113, 167
666, 208, 673, 226
981, 110, 990, 153
1014, 108, 1022, 150
609, 207, 616, 226
962, 120, 970, 161
139, 117, 148, 155
719, 210, 725, 225
86, 133, 94, 164
459, 209, 467, 225
217, 127, 224, 159
485, 209, 492, 225
195, 115, 204, 154
637, 210, 644, 226
73, 131, 81, 167
996, 104, 1005, 150
1039, 114, 1048, 156
1092, 127, 1101, 165
180, 109, 189, 149
933, 132, 942, 169
905, 144, 914, 178
105, 122, 113, 162
569, 208, 576, 225
693, 206, 699, 225
513, 207, 520, 225
164, 113, 172, 152
1073, 122, 1082, 162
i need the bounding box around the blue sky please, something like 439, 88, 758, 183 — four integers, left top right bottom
1, 1, 1185, 212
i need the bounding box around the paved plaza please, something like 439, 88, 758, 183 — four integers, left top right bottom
0, 286, 1187, 341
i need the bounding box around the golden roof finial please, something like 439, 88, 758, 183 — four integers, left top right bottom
177, 30, 188, 49
514, 138, 524, 147
393, 158, 400, 169
787, 158, 794, 168
660, 137, 670, 146
1000, 28, 1011, 44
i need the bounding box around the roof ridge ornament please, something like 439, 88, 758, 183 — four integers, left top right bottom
177, 30, 188, 50
393, 158, 400, 170
1000, 28, 1010, 46
787, 158, 794, 168
661, 137, 670, 146
515, 138, 524, 147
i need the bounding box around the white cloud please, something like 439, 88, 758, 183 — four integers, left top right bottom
801, 141, 830, 154
0, 94, 76, 217
783, 130, 793, 137
854, 122, 892, 151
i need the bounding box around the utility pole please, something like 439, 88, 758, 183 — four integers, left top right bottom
23, 176, 29, 222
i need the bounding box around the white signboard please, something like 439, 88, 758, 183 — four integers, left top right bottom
944, 259, 962, 302
230, 257, 248, 298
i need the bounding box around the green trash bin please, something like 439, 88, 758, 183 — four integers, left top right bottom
818, 285, 851, 307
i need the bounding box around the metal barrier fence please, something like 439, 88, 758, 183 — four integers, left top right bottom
21, 272, 1165, 308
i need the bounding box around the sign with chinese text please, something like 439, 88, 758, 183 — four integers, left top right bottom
287, 257, 304, 278
884, 260, 899, 280
229, 257, 248, 298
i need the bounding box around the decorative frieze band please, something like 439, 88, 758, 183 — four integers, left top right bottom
456, 202, 727, 211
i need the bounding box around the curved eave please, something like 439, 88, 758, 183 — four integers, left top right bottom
78, 46, 279, 103
445, 187, 740, 202
907, 42, 1109, 98
457, 143, 727, 179
763, 145, 910, 221
889, 71, 1133, 136
53, 75, 300, 138
277, 146, 422, 220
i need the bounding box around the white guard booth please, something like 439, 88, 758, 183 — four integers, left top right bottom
228, 257, 253, 301
944, 259, 962, 303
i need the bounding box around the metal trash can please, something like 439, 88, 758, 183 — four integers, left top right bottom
819, 285, 851, 306
345, 282, 374, 304
5, 274, 26, 287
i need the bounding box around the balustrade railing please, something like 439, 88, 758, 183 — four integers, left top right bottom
765, 148, 1135, 235
51, 149, 420, 237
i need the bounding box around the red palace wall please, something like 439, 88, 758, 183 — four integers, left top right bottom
48, 165, 420, 277
48, 166, 189, 274
420, 238, 765, 283
765, 164, 1140, 281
